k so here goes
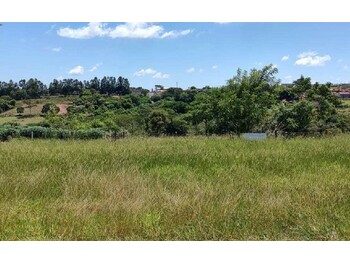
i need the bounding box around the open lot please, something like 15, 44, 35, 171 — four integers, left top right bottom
0, 136, 349, 240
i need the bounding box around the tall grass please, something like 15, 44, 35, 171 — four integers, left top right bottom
0, 136, 350, 240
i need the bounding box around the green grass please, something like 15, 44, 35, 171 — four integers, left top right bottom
0, 116, 44, 125
341, 99, 350, 106
0, 136, 350, 240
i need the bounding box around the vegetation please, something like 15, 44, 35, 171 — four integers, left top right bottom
0, 65, 350, 240
16, 106, 24, 115
41, 103, 59, 115
0, 125, 106, 141
0, 136, 349, 240
1, 64, 349, 137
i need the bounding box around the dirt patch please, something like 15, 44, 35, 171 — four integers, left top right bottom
57, 104, 68, 115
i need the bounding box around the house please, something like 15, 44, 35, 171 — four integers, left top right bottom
331, 87, 350, 99
147, 85, 168, 98
337, 92, 350, 99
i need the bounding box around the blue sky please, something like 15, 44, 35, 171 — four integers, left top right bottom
1, 22, 350, 89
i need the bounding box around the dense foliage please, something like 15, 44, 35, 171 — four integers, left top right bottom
0, 76, 146, 99
0, 125, 106, 141
1, 64, 349, 138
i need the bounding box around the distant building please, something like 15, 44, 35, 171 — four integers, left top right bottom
155, 85, 167, 93
331, 87, 350, 99
147, 85, 168, 98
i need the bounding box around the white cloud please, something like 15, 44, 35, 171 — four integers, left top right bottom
89, 63, 102, 72
109, 23, 162, 39
152, 72, 169, 79
58, 22, 109, 39
285, 75, 292, 79
338, 59, 343, 63
186, 67, 195, 73
212, 65, 218, 69
298, 51, 318, 58
199, 68, 204, 73
295, 51, 331, 66
58, 22, 192, 39
160, 29, 192, 39
344, 65, 349, 71
51, 47, 61, 52
281, 55, 289, 61
68, 65, 84, 75
134, 68, 157, 77
134, 68, 169, 79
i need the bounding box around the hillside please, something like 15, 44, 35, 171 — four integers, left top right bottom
0, 97, 71, 126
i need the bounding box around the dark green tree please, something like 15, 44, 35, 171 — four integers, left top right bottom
148, 110, 169, 136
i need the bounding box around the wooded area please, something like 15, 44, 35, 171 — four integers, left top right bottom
1, 64, 350, 140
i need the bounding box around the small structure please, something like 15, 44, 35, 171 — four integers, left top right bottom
155, 85, 167, 94
147, 85, 168, 98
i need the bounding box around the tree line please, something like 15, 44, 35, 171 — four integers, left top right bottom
0, 76, 135, 99
1, 64, 350, 138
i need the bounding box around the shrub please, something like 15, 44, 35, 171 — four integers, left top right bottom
42, 103, 59, 115
0, 127, 18, 141
19, 126, 50, 138
74, 129, 105, 139
56, 129, 72, 139
17, 107, 25, 114
166, 117, 189, 136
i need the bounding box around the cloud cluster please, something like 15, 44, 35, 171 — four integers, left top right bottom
295, 51, 331, 66
51, 47, 61, 52
281, 55, 289, 61
134, 68, 169, 79
68, 66, 84, 75
186, 67, 195, 73
89, 63, 102, 72
57, 22, 192, 39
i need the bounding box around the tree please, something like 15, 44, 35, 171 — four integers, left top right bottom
116, 76, 131, 95
270, 101, 314, 134
216, 64, 280, 135
42, 103, 59, 115
49, 79, 61, 95
189, 89, 218, 135
16, 106, 24, 115
148, 110, 169, 136
166, 117, 189, 136
25, 78, 47, 98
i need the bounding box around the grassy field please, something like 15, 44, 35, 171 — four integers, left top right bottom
341, 99, 350, 106
0, 136, 350, 240
0, 116, 45, 125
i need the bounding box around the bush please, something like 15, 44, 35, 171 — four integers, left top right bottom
17, 107, 25, 114
56, 129, 72, 139
0, 125, 107, 140
19, 126, 50, 138
166, 117, 189, 136
0, 127, 17, 141
42, 103, 59, 115
74, 129, 105, 139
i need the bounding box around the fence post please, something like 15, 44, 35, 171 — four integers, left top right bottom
31, 131, 34, 140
